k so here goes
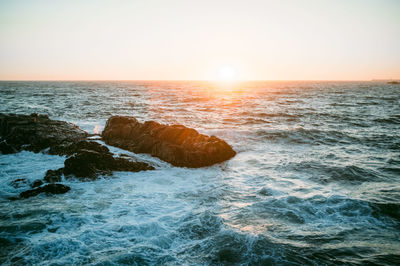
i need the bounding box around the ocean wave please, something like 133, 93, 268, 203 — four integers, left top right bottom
283, 161, 382, 183
373, 116, 400, 124
1, 81, 400, 265
246, 195, 381, 226
256, 128, 359, 145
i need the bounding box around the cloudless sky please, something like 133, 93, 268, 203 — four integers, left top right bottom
0, 0, 399, 80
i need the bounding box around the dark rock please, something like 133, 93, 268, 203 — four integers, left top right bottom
30, 179, 44, 188
19, 184, 70, 198
101, 116, 236, 168
0, 113, 88, 155
49, 140, 110, 156
113, 157, 154, 172
10, 178, 28, 188
64, 150, 109, 179
8, 196, 19, 201
46, 140, 154, 181
63, 149, 154, 180
0, 141, 16, 154
44, 169, 63, 183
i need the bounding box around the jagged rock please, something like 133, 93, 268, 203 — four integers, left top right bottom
63, 149, 154, 180
30, 179, 44, 188
19, 184, 70, 198
0, 113, 88, 154
102, 116, 236, 168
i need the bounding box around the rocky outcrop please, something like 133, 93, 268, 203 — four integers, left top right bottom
1, 113, 155, 190
102, 116, 236, 167
63, 149, 154, 180
19, 184, 71, 199
42, 142, 154, 181
0, 113, 88, 155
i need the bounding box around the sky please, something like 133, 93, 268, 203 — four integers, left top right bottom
0, 0, 399, 81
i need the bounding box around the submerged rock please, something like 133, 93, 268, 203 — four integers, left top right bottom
44, 169, 63, 183
10, 178, 28, 188
102, 116, 236, 167
0, 113, 88, 154
19, 184, 70, 198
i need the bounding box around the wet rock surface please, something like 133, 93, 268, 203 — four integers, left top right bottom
49, 140, 109, 156
19, 184, 71, 199
0, 113, 88, 155
102, 116, 236, 167
63, 149, 154, 180
30, 179, 44, 188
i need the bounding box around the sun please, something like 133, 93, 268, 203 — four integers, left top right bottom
218, 65, 238, 81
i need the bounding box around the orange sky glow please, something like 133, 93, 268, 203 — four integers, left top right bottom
0, 0, 399, 81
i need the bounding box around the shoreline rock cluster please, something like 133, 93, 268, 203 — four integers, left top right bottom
0, 113, 236, 199
0, 113, 88, 155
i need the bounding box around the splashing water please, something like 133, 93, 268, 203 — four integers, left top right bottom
93, 125, 101, 135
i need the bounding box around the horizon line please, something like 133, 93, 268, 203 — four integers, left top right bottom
0, 79, 395, 82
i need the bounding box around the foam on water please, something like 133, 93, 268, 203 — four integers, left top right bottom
1, 81, 399, 264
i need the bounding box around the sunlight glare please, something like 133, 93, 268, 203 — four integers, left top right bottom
218, 65, 237, 81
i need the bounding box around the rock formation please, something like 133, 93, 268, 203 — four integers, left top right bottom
102, 116, 236, 167
1, 113, 155, 199
63, 149, 154, 180
2, 113, 237, 199
0, 113, 88, 155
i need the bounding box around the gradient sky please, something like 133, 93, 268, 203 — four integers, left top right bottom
0, 0, 399, 80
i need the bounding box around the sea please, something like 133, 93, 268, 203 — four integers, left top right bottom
0, 81, 399, 265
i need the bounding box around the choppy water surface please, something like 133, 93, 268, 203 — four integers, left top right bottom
0, 81, 399, 265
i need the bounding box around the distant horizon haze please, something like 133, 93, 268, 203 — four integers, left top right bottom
0, 79, 399, 82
